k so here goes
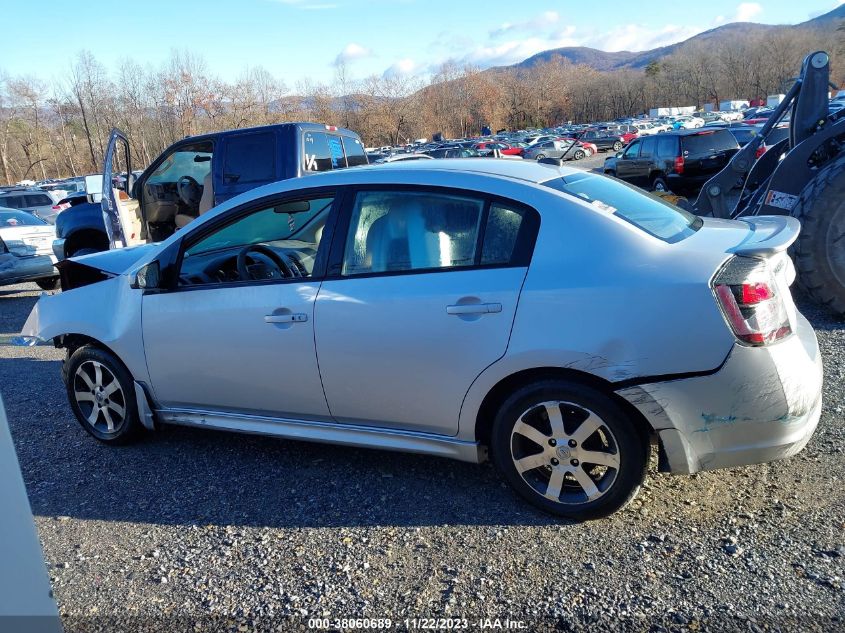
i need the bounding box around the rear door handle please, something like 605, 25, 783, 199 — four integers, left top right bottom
264, 313, 308, 324
446, 303, 502, 315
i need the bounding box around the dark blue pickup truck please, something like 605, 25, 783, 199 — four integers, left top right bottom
54, 122, 367, 259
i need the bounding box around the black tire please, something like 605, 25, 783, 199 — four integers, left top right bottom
604, 170, 616, 178
612, 141, 623, 152
490, 379, 649, 520
792, 153, 845, 316
651, 175, 669, 193
535, 154, 546, 161
35, 277, 60, 291
69, 247, 99, 258
63, 345, 143, 445
573, 150, 586, 160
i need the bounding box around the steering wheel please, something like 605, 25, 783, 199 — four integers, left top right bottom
236, 244, 292, 281
177, 175, 202, 208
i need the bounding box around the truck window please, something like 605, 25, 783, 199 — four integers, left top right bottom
223, 132, 275, 184
342, 135, 368, 167
302, 132, 334, 172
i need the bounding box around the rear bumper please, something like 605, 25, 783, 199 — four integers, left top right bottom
616, 311, 823, 474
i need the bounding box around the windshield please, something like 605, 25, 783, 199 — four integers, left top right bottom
542, 172, 701, 243
0, 209, 47, 227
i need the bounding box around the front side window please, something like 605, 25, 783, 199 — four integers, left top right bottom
341, 191, 484, 275
179, 195, 334, 285
622, 142, 640, 159
148, 143, 213, 186
25, 194, 53, 206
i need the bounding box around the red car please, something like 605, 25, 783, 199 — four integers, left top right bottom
559, 138, 599, 156
474, 142, 524, 156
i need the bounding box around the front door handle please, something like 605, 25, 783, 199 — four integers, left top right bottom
446, 302, 502, 315
264, 313, 308, 324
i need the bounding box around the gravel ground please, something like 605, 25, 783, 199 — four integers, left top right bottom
1, 280, 843, 633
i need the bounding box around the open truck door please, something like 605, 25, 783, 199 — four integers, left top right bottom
102, 129, 144, 249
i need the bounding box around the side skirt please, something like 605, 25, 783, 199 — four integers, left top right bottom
155, 408, 485, 464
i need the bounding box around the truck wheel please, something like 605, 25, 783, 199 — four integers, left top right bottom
35, 278, 60, 291
651, 175, 669, 192
792, 153, 845, 316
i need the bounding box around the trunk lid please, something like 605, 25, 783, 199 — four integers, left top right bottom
0, 225, 55, 257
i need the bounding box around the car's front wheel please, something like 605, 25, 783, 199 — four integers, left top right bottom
491, 379, 648, 520
612, 141, 623, 151
64, 346, 143, 444
535, 154, 546, 161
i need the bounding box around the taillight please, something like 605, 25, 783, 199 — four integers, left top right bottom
713, 257, 792, 346
52, 203, 70, 212
673, 156, 684, 174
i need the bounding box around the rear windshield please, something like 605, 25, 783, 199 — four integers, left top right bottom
542, 172, 701, 243
681, 130, 738, 154
0, 210, 47, 226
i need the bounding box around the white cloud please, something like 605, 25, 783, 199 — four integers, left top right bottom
583, 24, 704, 52
734, 2, 763, 22
334, 43, 373, 66
384, 58, 417, 77
490, 11, 560, 37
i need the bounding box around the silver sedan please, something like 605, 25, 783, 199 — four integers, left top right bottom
20, 160, 822, 519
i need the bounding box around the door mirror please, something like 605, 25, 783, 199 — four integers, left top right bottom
616, 151, 623, 158
129, 261, 160, 290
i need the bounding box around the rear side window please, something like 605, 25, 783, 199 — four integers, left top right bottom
681, 130, 739, 155
224, 133, 275, 183
481, 203, 539, 266
302, 132, 334, 172
639, 137, 656, 158
542, 172, 701, 243
341, 190, 484, 275
342, 136, 368, 167
657, 136, 679, 158
25, 194, 53, 206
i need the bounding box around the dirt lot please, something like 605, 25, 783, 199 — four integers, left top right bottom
1, 281, 843, 632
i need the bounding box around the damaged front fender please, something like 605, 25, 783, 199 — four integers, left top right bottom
19, 275, 150, 386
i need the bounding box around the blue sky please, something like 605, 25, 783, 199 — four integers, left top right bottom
3, 0, 842, 86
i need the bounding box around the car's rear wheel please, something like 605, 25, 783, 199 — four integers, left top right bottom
535, 154, 546, 161
64, 346, 142, 444
491, 379, 648, 520
35, 277, 60, 291
651, 175, 669, 192
574, 150, 586, 160
612, 141, 623, 151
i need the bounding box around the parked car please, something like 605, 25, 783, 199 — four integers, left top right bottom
424, 147, 480, 159
573, 130, 626, 152
473, 142, 524, 157
523, 140, 583, 161
58, 123, 368, 258
0, 189, 60, 223
20, 159, 822, 520
603, 128, 740, 193
374, 153, 434, 163
672, 116, 705, 130
0, 208, 59, 289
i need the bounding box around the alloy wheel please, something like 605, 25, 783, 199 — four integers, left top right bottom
73, 360, 127, 435
509, 400, 620, 504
